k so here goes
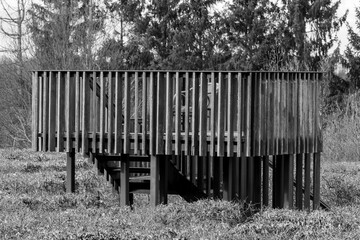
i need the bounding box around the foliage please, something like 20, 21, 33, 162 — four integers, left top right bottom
0, 149, 360, 239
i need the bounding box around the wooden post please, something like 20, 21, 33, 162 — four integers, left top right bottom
66, 151, 75, 193
223, 156, 233, 201
304, 153, 311, 210
160, 155, 168, 204
120, 155, 130, 206
313, 152, 321, 210
296, 153, 303, 209
247, 157, 254, 203
283, 154, 294, 209
213, 156, 221, 198
150, 155, 160, 206
262, 155, 269, 206
254, 156, 262, 208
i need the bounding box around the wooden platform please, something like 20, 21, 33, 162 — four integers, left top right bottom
32, 70, 323, 210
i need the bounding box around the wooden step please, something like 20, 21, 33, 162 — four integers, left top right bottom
106, 167, 150, 174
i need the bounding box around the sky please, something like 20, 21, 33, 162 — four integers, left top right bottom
0, 0, 358, 57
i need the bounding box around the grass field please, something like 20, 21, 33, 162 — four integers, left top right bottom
1, 147, 360, 240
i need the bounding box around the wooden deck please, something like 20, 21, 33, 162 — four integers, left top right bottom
32, 70, 323, 210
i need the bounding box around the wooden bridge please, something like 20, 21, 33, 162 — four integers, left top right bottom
31, 70, 323, 210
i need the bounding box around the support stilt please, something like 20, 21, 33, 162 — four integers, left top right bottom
66, 151, 75, 193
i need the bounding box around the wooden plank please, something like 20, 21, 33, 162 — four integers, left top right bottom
213, 156, 221, 198
268, 73, 274, 155
191, 72, 199, 156
240, 74, 247, 201
165, 72, 173, 155
120, 155, 130, 206
262, 155, 269, 206
254, 156, 262, 208
283, 154, 294, 209
150, 155, 160, 206
296, 153, 303, 209
149, 72, 157, 155
81, 72, 89, 155
31, 72, 39, 151
313, 152, 321, 210
142, 71, 147, 155
184, 72, 190, 156
38, 74, 43, 150
217, 72, 226, 157
297, 73, 302, 154
245, 73, 252, 157
260, 72, 266, 156
199, 72, 207, 156
66, 72, 75, 152
56, 72, 65, 152
124, 72, 131, 154
99, 72, 105, 153
92, 72, 98, 153
156, 72, 166, 155
253, 72, 260, 156
108, 72, 114, 154
48, 72, 56, 151
114, 72, 122, 154
75, 72, 81, 152
134, 72, 140, 154
210, 72, 216, 156
160, 156, 168, 204
223, 157, 233, 201
247, 157, 254, 203
42, 72, 49, 151
227, 72, 236, 157
175, 72, 182, 155
66, 151, 75, 193
309, 73, 315, 153
283, 73, 289, 154
236, 73, 242, 157
304, 153, 311, 210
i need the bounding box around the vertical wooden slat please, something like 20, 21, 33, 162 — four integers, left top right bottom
199, 72, 207, 156
217, 72, 226, 157
99, 72, 106, 153
142, 71, 148, 155
227, 72, 236, 157
66, 72, 75, 152
42, 72, 49, 151
236, 73, 242, 157
149, 72, 157, 155
32, 72, 39, 151
48, 72, 56, 151
174, 72, 181, 155
75, 72, 81, 152
81, 72, 89, 155
260, 72, 266, 156
240, 74, 247, 201
156, 72, 166, 155
108, 72, 114, 154
92, 71, 98, 153
114, 72, 122, 154
56, 72, 65, 152
134, 72, 140, 154
191, 72, 199, 156
165, 72, 173, 155
124, 72, 131, 154
210, 72, 216, 157
184, 72, 190, 156
245, 73, 252, 157
283, 73, 289, 154
268, 73, 274, 155
38, 74, 43, 151
253, 72, 260, 156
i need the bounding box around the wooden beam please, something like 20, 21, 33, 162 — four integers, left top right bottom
150, 155, 160, 206
120, 155, 130, 206
66, 151, 75, 193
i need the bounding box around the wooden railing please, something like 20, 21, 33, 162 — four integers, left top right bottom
32, 70, 322, 157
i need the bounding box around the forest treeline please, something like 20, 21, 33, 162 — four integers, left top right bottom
0, 0, 359, 148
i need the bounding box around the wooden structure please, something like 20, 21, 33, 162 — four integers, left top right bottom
32, 70, 323, 210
